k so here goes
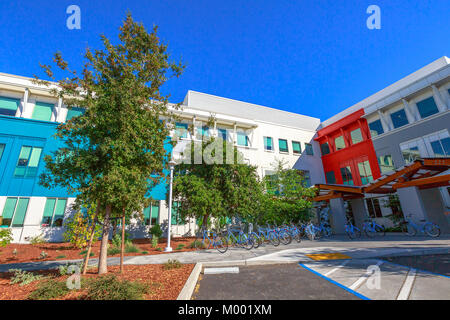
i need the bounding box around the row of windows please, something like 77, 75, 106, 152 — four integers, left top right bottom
368, 93, 448, 138
320, 128, 364, 156
325, 160, 373, 186
0, 96, 84, 122
0, 198, 184, 228
263, 137, 313, 155
0, 144, 44, 179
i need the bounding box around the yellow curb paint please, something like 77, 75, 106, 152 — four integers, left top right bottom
305, 253, 352, 261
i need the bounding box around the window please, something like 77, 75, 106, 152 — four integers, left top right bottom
32, 102, 54, 121
143, 201, 159, 225
369, 120, 384, 137
175, 123, 188, 139
416, 97, 439, 119
334, 136, 345, 151
428, 133, 450, 157
350, 128, 363, 144
1, 197, 29, 227
325, 171, 336, 184
237, 131, 249, 146
198, 126, 209, 139
0, 96, 20, 116
340, 166, 354, 185
390, 109, 409, 129
263, 137, 273, 151
0, 144, 5, 161
278, 139, 288, 153
14, 146, 43, 177
66, 107, 84, 121
366, 198, 382, 218
292, 141, 301, 154
378, 155, 395, 174
41, 198, 67, 227
305, 143, 314, 155
171, 202, 183, 225
357, 160, 373, 185
320, 142, 330, 155
402, 146, 420, 164
218, 128, 228, 141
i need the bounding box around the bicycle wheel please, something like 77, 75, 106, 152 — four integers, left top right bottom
375, 225, 386, 237
279, 231, 292, 245
406, 224, 417, 236
214, 235, 228, 253
268, 231, 280, 246
250, 233, 261, 249
294, 231, 302, 243
241, 234, 254, 250
364, 226, 376, 238
424, 223, 440, 237
314, 228, 322, 240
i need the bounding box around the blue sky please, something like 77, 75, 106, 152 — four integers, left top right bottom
0, 0, 449, 121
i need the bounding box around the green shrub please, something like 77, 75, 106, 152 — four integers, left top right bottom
58, 262, 83, 276
189, 240, 204, 249
0, 228, 13, 247
175, 244, 185, 250
141, 251, 148, 254
112, 233, 132, 248
39, 251, 48, 259
163, 259, 182, 270
29, 234, 46, 245
9, 269, 45, 286
28, 279, 70, 300
125, 243, 140, 253
149, 224, 163, 238
156, 247, 162, 251
55, 255, 66, 259
83, 274, 148, 300
107, 247, 121, 256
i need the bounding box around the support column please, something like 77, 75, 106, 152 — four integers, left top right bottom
350, 198, 370, 230
431, 85, 448, 112
377, 110, 390, 133
402, 99, 418, 122
329, 198, 347, 234
20, 88, 29, 117
396, 187, 428, 221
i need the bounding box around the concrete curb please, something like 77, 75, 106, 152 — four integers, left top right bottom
177, 262, 203, 300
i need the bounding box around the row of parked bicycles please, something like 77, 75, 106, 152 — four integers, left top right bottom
192, 218, 333, 253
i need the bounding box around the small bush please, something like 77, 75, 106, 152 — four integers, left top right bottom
149, 224, 163, 238
83, 274, 148, 300
80, 249, 94, 257
55, 255, 66, 259
28, 279, 70, 300
163, 259, 182, 270
125, 243, 140, 253
112, 233, 132, 248
29, 234, 46, 245
39, 251, 48, 259
141, 251, 149, 254
58, 262, 83, 276
9, 269, 45, 286
175, 244, 185, 250
107, 247, 121, 256
189, 240, 204, 249
0, 229, 13, 247
155, 247, 162, 251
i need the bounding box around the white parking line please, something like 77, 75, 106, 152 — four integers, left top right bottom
349, 260, 383, 290
203, 267, 239, 275
397, 268, 417, 300
324, 260, 350, 277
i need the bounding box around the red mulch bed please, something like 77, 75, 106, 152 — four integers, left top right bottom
0, 237, 196, 265
0, 264, 194, 300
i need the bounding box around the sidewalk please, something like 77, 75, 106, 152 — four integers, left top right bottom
1, 235, 449, 272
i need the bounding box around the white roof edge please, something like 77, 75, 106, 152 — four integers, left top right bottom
320, 56, 450, 128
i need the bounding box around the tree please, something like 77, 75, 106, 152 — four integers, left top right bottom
261, 160, 317, 224
37, 13, 184, 274
62, 202, 101, 249
171, 137, 263, 231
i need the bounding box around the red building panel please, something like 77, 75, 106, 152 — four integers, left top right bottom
316, 109, 381, 186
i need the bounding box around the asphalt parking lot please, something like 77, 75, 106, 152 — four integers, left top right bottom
192, 263, 360, 300
382, 254, 450, 276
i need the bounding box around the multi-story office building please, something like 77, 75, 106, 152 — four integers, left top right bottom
0, 74, 323, 242
1, 56, 449, 243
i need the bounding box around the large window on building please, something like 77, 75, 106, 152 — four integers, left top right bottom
340, 166, 354, 185
378, 155, 395, 174
263, 137, 273, 151
1, 197, 30, 227
143, 201, 159, 225
198, 126, 209, 139
32, 102, 54, 121
350, 128, 363, 144
369, 119, 384, 137
66, 107, 84, 121
0, 144, 5, 161
357, 160, 373, 185
366, 198, 383, 218
325, 171, 336, 184
334, 136, 345, 151
320, 142, 330, 155
292, 141, 301, 154
401, 146, 420, 164
390, 109, 409, 129
41, 198, 67, 227
14, 146, 43, 178
427, 131, 450, 157
0, 96, 20, 116
237, 131, 249, 147
305, 143, 314, 155
416, 97, 439, 119
175, 123, 188, 139
278, 139, 288, 153
218, 128, 228, 141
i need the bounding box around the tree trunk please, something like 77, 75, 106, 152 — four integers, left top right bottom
98, 205, 111, 274
82, 204, 100, 275
120, 213, 125, 273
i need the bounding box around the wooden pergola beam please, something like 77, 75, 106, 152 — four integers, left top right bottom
315, 184, 363, 194
313, 192, 343, 202
392, 174, 450, 189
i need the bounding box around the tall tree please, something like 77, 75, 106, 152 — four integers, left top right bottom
37, 13, 184, 274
